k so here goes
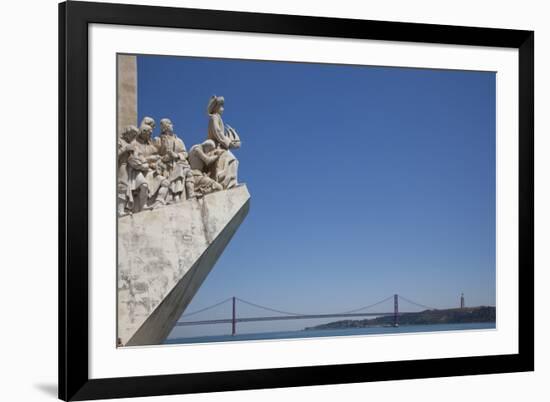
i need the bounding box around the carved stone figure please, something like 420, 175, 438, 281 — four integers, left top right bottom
140, 116, 156, 131
117, 125, 139, 216
207, 96, 240, 189
132, 124, 170, 211
157, 118, 195, 202
189, 140, 224, 196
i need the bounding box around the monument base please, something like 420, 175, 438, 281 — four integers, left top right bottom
117, 185, 250, 346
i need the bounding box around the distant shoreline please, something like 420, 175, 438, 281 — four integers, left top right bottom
304, 306, 496, 331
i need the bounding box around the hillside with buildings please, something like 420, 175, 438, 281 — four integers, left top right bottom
305, 306, 496, 331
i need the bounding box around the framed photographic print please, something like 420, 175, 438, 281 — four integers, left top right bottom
59, 1, 534, 400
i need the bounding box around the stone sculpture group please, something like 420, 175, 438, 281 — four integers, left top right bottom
117, 95, 241, 216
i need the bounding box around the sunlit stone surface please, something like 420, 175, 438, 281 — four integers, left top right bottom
117, 185, 250, 346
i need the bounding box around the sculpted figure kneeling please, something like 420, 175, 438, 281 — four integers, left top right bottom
188, 140, 223, 197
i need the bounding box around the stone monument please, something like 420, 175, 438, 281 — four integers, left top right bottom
117, 55, 137, 136
116, 55, 250, 346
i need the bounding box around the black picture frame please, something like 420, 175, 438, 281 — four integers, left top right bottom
59, 1, 534, 400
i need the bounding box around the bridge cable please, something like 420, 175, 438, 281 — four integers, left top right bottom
237, 295, 396, 316
179, 297, 233, 320
179, 294, 434, 323
398, 295, 435, 311
235, 297, 304, 316
339, 295, 396, 314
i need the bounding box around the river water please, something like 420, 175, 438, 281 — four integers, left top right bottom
165, 322, 495, 345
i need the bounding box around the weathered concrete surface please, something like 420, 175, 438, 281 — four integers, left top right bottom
117, 185, 250, 346
117, 54, 137, 135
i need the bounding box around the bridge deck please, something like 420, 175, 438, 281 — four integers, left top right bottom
176, 312, 414, 326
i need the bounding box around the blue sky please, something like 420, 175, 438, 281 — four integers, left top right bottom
136, 54, 496, 338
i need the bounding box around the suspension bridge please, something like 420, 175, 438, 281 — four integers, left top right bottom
176, 294, 437, 335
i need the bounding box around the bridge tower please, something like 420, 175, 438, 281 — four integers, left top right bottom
393, 294, 399, 327
231, 297, 236, 336
460, 293, 465, 309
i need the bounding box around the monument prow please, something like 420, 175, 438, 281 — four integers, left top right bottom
117, 185, 250, 346
116, 56, 249, 345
